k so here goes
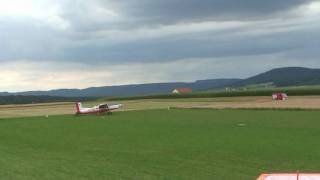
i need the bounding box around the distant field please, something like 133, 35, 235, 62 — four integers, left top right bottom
104, 86, 320, 101
0, 96, 320, 118
0, 109, 319, 179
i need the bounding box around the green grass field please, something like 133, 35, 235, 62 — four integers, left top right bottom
0, 109, 320, 179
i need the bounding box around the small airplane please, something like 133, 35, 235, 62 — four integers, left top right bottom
75, 102, 123, 115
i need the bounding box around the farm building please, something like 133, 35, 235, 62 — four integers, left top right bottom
272, 92, 288, 100
172, 88, 192, 94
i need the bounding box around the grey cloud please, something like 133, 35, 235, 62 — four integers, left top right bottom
59, 0, 314, 31
1, 17, 319, 66
0, 0, 318, 67
0, 18, 60, 60
102, 0, 313, 25
56, 22, 319, 65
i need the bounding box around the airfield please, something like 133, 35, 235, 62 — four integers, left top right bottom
1, 96, 320, 118
0, 96, 320, 179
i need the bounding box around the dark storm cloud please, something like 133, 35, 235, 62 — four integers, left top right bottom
0, 0, 318, 65
59, 0, 313, 31
59, 24, 319, 64
102, 0, 313, 25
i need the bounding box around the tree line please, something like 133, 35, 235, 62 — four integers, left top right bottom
0, 95, 95, 105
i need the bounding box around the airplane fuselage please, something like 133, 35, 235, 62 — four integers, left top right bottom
76, 102, 122, 114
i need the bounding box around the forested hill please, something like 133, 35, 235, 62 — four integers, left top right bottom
1, 79, 241, 97
1, 67, 320, 98
0, 96, 93, 105
232, 67, 320, 87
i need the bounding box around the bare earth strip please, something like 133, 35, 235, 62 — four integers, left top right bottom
173, 96, 320, 110
0, 96, 320, 118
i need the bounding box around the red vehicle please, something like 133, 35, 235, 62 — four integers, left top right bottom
272, 93, 288, 100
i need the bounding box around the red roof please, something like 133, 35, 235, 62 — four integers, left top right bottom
174, 88, 192, 93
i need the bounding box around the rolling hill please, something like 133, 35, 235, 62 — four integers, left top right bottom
232, 67, 320, 87
1, 79, 240, 97
1, 67, 320, 97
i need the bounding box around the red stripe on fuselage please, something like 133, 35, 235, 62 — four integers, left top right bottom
75, 103, 81, 113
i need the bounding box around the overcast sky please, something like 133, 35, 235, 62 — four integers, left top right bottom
0, 0, 319, 91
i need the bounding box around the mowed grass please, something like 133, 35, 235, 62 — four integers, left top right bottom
0, 109, 320, 180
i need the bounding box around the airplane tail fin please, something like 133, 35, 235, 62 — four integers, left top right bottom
75, 102, 82, 113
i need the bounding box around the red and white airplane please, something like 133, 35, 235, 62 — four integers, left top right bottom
75, 102, 123, 115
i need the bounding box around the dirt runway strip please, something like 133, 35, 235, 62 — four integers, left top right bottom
0, 96, 319, 118
174, 96, 320, 110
